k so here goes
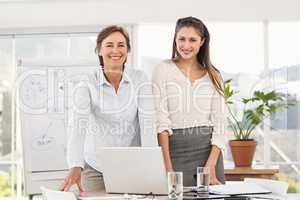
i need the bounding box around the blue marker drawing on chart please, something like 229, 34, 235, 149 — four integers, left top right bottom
31, 122, 56, 151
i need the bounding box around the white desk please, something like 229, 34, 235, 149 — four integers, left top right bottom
79, 191, 300, 200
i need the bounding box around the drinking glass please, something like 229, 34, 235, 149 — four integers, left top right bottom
196, 167, 210, 194
167, 171, 183, 200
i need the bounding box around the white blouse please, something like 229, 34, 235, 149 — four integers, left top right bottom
152, 60, 227, 150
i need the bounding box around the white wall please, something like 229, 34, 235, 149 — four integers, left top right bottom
0, 0, 300, 31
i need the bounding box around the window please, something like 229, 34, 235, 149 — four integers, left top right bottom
208, 22, 264, 76
69, 33, 98, 63
0, 37, 14, 197
0, 38, 13, 81
269, 22, 300, 69
15, 35, 69, 65
268, 22, 300, 189
137, 24, 175, 77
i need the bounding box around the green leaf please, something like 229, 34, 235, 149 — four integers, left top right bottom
242, 98, 251, 104
254, 91, 265, 100
244, 109, 262, 127
267, 104, 277, 113
224, 79, 232, 84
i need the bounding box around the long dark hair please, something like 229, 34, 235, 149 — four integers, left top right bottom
95, 25, 131, 66
172, 16, 224, 95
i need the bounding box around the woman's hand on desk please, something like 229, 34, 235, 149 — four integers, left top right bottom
205, 145, 222, 185
206, 165, 222, 185
59, 167, 85, 192
166, 165, 174, 173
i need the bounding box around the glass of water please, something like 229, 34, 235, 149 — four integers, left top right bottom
167, 171, 183, 200
197, 167, 210, 194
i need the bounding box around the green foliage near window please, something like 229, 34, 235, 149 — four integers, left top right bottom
275, 173, 300, 193
0, 175, 12, 197
224, 79, 294, 140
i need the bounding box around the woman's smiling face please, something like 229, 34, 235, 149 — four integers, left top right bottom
99, 31, 128, 69
175, 26, 204, 60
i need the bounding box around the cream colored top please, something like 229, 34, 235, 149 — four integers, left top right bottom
152, 60, 227, 150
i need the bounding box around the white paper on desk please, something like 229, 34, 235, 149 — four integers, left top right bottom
78, 196, 127, 200
78, 196, 151, 200
242, 194, 286, 200
209, 182, 271, 195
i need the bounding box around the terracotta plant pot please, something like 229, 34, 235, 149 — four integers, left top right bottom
229, 140, 257, 167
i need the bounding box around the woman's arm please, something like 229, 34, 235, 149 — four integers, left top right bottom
205, 145, 221, 185
60, 82, 91, 192
159, 131, 174, 172
152, 62, 174, 172
207, 88, 228, 185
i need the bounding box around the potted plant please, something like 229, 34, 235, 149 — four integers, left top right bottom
224, 79, 293, 167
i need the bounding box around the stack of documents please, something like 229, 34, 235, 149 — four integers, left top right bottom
209, 182, 271, 195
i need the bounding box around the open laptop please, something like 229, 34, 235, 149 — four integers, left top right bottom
96, 147, 168, 195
